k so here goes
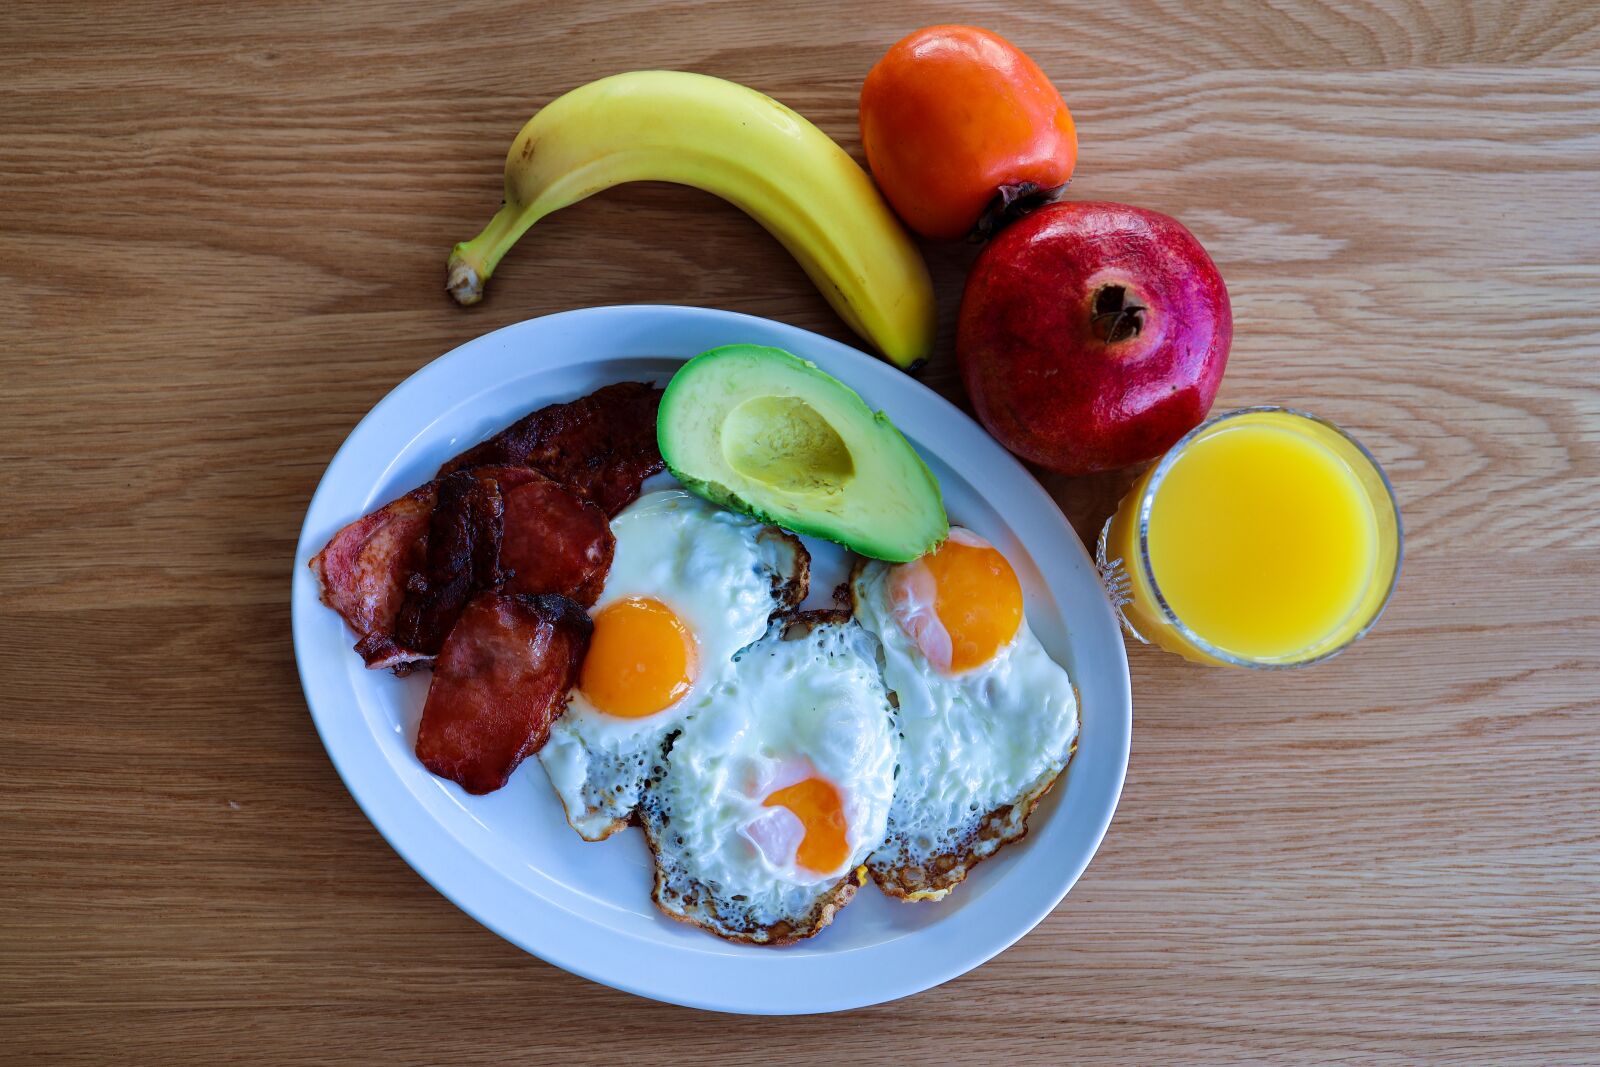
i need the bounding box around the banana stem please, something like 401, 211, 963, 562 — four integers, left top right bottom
446, 202, 533, 306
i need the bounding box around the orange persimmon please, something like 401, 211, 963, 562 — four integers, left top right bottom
860, 26, 1077, 241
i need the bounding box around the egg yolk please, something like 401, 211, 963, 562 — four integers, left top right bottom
763, 777, 848, 875
579, 597, 697, 718
891, 534, 1023, 673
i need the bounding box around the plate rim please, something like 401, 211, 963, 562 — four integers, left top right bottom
291, 305, 1131, 1014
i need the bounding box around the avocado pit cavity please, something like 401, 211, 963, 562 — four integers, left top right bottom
657, 343, 948, 561
722, 395, 854, 494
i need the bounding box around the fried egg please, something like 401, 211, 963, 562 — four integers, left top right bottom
640, 614, 898, 944
852, 527, 1078, 901
538, 488, 807, 840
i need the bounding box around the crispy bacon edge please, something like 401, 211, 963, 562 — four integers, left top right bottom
311, 466, 612, 673
437, 381, 664, 516
309, 482, 435, 672
414, 592, 592, 794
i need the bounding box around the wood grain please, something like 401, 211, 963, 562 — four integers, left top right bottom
2, 0, 1597, 1062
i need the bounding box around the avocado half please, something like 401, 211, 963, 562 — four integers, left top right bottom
658, 345, 948, 562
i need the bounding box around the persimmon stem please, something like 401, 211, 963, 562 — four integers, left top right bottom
971, 180, 1068, 241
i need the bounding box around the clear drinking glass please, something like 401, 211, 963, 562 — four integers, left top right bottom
1098, 407, 1402, 668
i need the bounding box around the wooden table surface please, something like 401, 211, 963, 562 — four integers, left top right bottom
4, 1, 1597, 1062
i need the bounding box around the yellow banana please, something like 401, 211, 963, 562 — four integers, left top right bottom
447, 70, 936, 370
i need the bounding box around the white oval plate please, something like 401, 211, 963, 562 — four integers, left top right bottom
291, 305, 1130, 1014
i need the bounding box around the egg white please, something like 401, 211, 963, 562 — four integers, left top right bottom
851, 537, 1078, 897
539, 488, 801, 841
641, 618, 898, 943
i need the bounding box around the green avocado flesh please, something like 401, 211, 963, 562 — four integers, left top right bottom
658, 345, 948, 562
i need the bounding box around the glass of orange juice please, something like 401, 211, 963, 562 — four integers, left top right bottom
1098, 407, 1402, 668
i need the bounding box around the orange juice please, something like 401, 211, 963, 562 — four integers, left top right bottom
1102, 408, 1401, 667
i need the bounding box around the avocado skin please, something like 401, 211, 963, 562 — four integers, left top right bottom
658, 345, 948, 562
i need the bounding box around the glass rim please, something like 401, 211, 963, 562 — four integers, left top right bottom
1133, 405, 1405, 670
